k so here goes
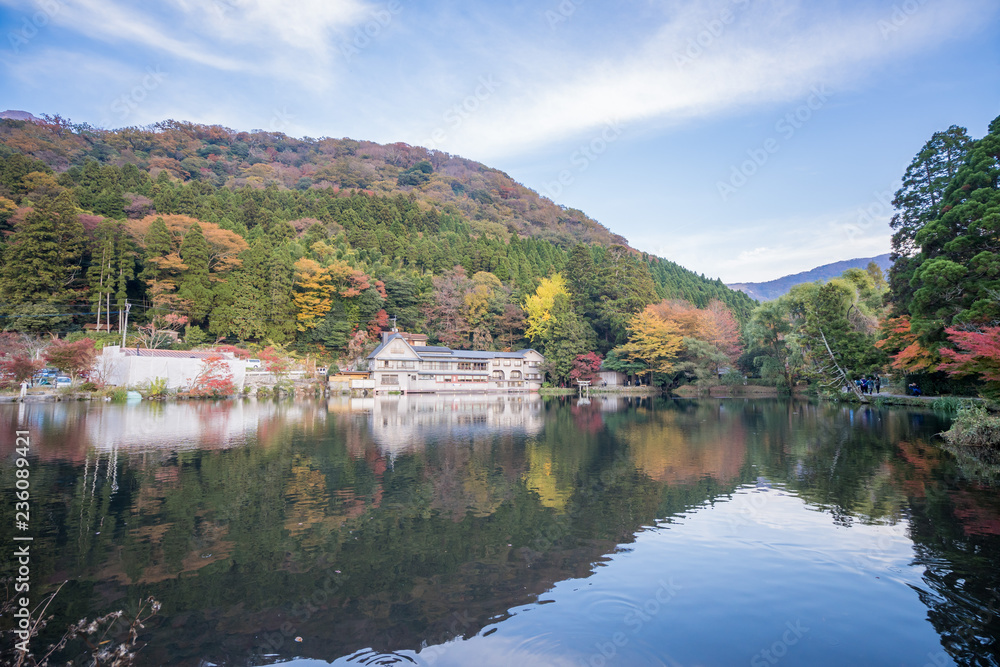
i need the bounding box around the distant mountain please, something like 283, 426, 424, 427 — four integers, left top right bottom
0, 110, 41, 122
728, 254, 892, 301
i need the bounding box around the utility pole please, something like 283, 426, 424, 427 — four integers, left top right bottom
121, 301, 131, 348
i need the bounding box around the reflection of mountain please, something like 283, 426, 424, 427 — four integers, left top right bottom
2, 399, 998, 666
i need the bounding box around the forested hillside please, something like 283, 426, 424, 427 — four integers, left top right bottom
0, 115, 754, 379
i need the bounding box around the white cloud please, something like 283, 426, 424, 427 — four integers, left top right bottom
637, 207, 892, 284
406, 0, 990, 160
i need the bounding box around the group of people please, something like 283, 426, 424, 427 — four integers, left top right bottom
854, 376, 881, 395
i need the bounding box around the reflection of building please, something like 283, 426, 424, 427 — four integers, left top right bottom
352, 393, 546, 455
84, 400, 317, 452
367, 331, 545, 393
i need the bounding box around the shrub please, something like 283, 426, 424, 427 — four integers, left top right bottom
942, 404, 1000, 449
141, 376, 169, 399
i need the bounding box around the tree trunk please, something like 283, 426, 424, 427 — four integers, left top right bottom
819, 329, 867, 403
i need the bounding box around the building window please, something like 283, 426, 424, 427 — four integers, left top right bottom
504, 360, 511, 366
514, 360, 521, 366
422, 361, 450, 371
458, 362, 487, 371
510, 370, 522, 379
491, 370, 505, 380
398, 361, 415, 370
381, 375, 398, 385
380, 360, 392, 368
419, 374, 433, 381
527, 361, 539, 367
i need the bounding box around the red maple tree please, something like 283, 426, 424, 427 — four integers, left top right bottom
43, 338, 97, 382
189, 355, 236, 397
939, 326, 1000, 396
569, 352, 603, 384
0, 355, 42, 385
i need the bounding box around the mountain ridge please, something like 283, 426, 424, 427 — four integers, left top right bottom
0, 114, 758, 327
727, 254, 892, 301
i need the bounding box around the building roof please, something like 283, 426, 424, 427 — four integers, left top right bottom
120, 348, 227, 359
368, 333, 541, 361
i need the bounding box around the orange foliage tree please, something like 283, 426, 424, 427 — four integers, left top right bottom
128, 214, 247, 273
875, 316, 938, 372
640, 299, 742, 362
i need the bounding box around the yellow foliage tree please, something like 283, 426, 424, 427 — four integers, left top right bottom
524, 274, 569, 344
619, 308, 685, 372
292, 258, 376, 331
293, 258, 336, 331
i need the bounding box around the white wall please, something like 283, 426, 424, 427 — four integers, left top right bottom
97, 346, 246, 391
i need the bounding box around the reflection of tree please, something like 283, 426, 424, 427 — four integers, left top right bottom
3, 398, 1000, 665
891, 439, 1000, 666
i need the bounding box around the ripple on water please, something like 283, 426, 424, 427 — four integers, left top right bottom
343, 648, 422, 665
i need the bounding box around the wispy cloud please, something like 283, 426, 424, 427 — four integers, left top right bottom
2, 0, 373, 85
409, 0, 989, 160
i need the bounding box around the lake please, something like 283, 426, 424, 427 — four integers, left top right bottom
1, 395, 998, 666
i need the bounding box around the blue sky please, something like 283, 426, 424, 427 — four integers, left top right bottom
1, 0, 998, 282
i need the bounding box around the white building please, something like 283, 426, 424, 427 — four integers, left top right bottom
367, 331, 545, 393
95, 345, 247, 391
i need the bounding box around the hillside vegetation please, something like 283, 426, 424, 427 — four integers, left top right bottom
0, 115, 754, 381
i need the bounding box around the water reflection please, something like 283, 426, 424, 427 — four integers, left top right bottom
0, 397, 997, 665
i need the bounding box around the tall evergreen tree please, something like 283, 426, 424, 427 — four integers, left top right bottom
0, 191, 85, 331
177, 222, 214, 322
888, 126, 972, 311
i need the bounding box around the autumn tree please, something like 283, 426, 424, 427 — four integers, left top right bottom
938, 327, 1000, 398
615, 307, 684, 376
568, 352, 603, 384
875, 316, 938, 374
424, 266, 472, 348
0, 354, 42, 385
524, 274, 570, 346
189, 355, 236, 397
43, 338, 97, 382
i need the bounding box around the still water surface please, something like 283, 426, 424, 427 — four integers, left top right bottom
1, 396, 998, 666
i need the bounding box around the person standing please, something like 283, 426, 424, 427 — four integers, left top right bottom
20, 380, 28, 400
